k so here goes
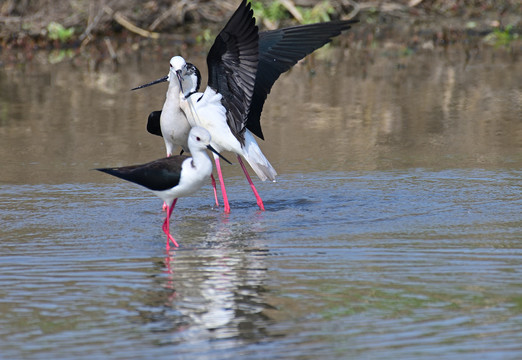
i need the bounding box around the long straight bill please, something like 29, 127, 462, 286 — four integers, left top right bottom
207, 145, 232, 165
131, 75, 168, 90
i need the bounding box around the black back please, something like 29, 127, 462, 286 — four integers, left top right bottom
247, 19, 358, 140
206, 0, 259, 145
97, 156, 189, 191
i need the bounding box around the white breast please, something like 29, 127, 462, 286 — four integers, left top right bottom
182, 88, 242, 155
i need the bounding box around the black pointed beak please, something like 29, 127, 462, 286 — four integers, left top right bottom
207, 145, 232, 165
176, 70, 184, 94
131, 75, 168, 90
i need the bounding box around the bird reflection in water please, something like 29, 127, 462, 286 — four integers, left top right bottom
139, 213, 274, 343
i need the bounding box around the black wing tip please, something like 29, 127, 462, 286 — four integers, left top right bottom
242, 0, 251, 11
95, 167, 118, 175
273, 18, 359, 35
336, 18, 360, 30
95, 167, 134, 180
251, 125, 265, 140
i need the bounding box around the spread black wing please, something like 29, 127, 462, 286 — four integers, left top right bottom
206, 0, 259, 145
97, 156, 189, 191
247, 19, 359, 140
146, 17, 358, 142
147, 110, 162, 137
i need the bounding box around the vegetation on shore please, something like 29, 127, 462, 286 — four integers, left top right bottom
0, 0, 519, 64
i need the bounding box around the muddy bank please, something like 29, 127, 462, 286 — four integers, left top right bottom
0, 0, 520, 67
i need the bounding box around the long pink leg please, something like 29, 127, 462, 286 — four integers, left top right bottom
237, 155, 265, 211
214, 157, 231, 214
162, 152, 173, 212
162, 198, 179, 249
210, 174, 220, 208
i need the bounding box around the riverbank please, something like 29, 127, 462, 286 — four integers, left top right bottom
0, 0, 520, 67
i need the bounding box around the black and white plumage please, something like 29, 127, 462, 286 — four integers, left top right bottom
133, 1, 358, 213
205, 0, 259, 143
133, 59, 202, 155
134, 0, 269, 214
97, 127, 231, 249
145, 18, 358, 141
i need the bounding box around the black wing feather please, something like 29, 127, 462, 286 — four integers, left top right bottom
247, 19, 359, 139
97, 156, 189, 191
147, 110, 162, 137
145, 17, 358, 142
206, 0, 259, 145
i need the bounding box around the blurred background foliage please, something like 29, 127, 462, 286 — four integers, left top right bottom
0, 0, 519, 59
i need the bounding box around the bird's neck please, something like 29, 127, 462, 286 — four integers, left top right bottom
165, 81, 181, 105
190, 149, 212, 171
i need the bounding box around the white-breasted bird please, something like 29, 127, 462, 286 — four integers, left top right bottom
132, 58, 202, 156
134, 0, 358, 213
135, 0, 263, 214
96, 127, 231, 250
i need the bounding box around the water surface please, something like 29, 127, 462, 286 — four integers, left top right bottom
0, 44, 521, 359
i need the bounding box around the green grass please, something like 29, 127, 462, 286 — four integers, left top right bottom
46, 22, 75, 43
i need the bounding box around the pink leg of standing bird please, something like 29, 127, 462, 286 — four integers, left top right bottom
210, 174, 220, 208
162, 198, 179, 250
237, 155, 265, 211
213, 157, 231, 214
162, 152, 173, 212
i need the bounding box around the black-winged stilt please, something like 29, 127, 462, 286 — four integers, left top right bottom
132, 61, 203, 156
134, 0, 358, 213
96, 127, 231, 250
134, 0, 263, 214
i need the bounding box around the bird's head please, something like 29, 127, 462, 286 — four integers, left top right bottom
131, 55, 200, 97
180, 63, 201, 98
169, 56, 201, 98
188, 127, 232, 165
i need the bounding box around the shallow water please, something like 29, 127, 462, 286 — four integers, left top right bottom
1, 42, 521, 359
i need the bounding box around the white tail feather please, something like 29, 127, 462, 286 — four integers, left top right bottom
241, 131, 277, 182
